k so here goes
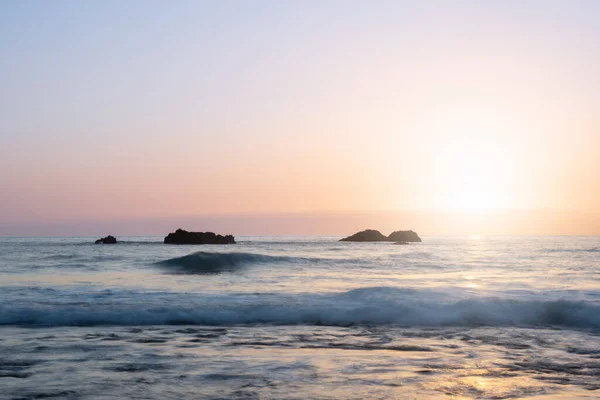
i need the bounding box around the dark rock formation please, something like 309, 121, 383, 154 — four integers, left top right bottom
387, 230, 422, 242
340, 229, 422, 242
164, 229, 236, 245
95, 235, 117, 244
339, 229, 388, 242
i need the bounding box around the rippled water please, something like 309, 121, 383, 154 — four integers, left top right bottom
0, 236, 599, 399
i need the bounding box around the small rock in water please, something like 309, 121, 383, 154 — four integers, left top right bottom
95, 235, 117, 244
339, 229, 388, 242
387, 230, 421, 242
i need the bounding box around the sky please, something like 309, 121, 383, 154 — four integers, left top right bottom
1, 0, 599, 235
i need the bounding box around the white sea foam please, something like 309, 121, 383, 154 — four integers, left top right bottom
1, 286, 598, 328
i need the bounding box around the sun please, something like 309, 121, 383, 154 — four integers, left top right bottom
446, 187, 505, 211
431, 121, 515, 211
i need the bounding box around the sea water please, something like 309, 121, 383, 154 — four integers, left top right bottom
0, 236, 599, 399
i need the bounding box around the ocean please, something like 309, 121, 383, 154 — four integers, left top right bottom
0, 235, 599, 399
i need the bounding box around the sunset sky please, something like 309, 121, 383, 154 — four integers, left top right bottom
1, 1, 599, 235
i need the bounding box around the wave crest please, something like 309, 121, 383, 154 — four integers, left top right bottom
155, 251, 299, 274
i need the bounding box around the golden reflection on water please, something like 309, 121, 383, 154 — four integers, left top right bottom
463, 275, 481, 289
430, 375, 550, 399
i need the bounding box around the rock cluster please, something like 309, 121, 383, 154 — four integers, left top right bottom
164, 229, 236, 245
340, 229, 421, 243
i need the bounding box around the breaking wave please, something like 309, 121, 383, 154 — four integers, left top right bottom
1, 287, 599, 328
155, 251, 310, 273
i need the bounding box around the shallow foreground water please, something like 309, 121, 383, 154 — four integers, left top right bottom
0, 236, 599, 399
